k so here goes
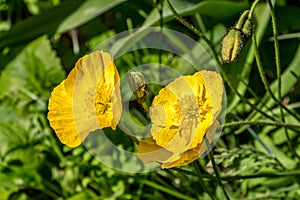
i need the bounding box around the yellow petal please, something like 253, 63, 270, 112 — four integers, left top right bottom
150, 88, 179, 128
137, 137, 173, 163
137, 70, 224, 169
199, 119, 220, 155
198, 70, 223, 120
151, 73, 214, 151
184, 73, 213, 149
48, 51, 122, 147
48, 80, 81, 147
162, 143, 202, 169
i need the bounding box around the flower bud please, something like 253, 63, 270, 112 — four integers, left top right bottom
241, 17, 253, 39
128, 71, 147, 99
221, 10, 253, 63
221, 28, 245, 63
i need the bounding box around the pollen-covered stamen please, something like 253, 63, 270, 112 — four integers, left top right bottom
179, 93, 211, 125
178, 94, 199, 126
95, 101, 110, 114
198, 87, 212, 122
94, 84, 113, 115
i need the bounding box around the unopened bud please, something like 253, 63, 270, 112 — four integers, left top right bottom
236, 10, 253, 39
221, 28, 245, 63
128, 71, 147, 99
221, 10, 253, 63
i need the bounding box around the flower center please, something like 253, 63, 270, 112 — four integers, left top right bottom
179, 91, 211, 126
95, 101, 111, 114
94, 85, 113, 115
179, 95, 200, 123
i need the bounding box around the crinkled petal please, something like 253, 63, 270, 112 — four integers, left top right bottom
150, 88, 179, 128
198, 70, 223, 119
199, 119, 220, 155
47, 80, 81, 147
48, 51, 122, 147
138, 70, 223, 169
137, 137, 173, 163
162, 143, 202, 169
186, 73, 213, 149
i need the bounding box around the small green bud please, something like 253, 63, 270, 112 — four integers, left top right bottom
221, 28, 245, 63
241, 18, 253, 39
235, 10, 253, 39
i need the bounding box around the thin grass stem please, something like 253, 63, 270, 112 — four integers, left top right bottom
192, 160, 215, 200
252, 18, 300, 159
266, 0, 300, 160
207, 148, 230, 200
252, 17, 300, 122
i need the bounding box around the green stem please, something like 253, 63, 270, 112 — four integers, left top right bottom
249, 0, 261, 17
174, 168, 300, 180
252, 19, 300, 159
267, 0, 283, 138
194, 13, 207, 33
251, 7, 300, 123
266, 0, 300, 160
235, 10, 250, 29
208, 148, 230, 200
164, 0, 222, 67
192, 161, 214, 199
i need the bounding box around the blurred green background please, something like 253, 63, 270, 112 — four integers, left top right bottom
0, 0, 300, 199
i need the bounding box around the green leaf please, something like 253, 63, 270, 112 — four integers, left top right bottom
0, 0, 84, 50
254, 134, 297, 169
0, 188, 18, 200
67, 192, 91, 200
57, 0, 126, 34
0, 36, 65, 167
143, 0, 248, 27
0, 35, 65, 106
0, 0, 125, 50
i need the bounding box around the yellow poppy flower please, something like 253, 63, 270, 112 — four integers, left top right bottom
47, 51, 122, 148
137, 70, 223, 169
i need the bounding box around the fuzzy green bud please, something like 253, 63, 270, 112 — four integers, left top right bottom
241, 17, 253, 39
221, 28, 245, 63
221, 10, 253, 63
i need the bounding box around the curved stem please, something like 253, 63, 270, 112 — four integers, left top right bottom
235, 10, 250, 29
249, 0, 261, 18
